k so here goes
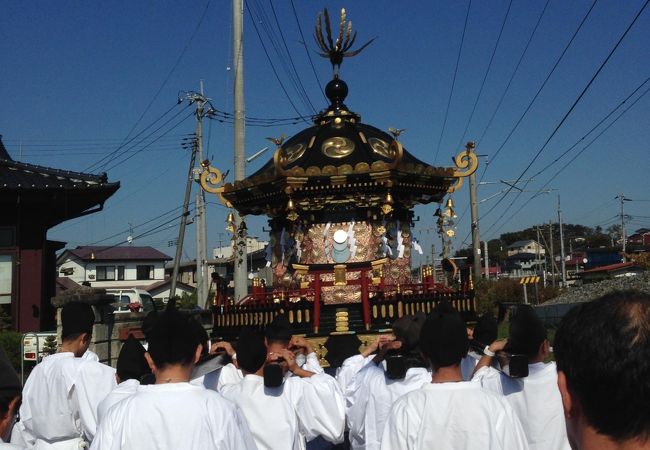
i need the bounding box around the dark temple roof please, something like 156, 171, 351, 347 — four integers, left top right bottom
64, 246, 172, 262
0, 135, 120, 228
0, 136, 117, 190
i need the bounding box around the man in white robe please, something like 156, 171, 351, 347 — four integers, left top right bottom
96, 335, 151, 424
13, 302, 116, 449
472, 305, 570, 450
335, 335, 394, 392
345, 314, 431, 450
218, 329, 345, 450
554, 291, 650, 450
207, 315, 324, 392
381, 309, 529, 450
461, 312, 497, 380
91, 307, 256, 450
0, 348, 24, 450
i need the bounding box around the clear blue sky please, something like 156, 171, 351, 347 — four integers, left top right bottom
2, 0, 649, 265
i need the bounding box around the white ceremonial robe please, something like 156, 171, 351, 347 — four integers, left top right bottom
380, 382, 530, 450
219, 373, 345, 450
212, 354, 323, 392
0, 437, 24, 450
96, 379, 139, 425
345, 364, 431, 450
91, 382, 257, 450
460, 350, 481, 381
472, 362, 571, 450
335, 354, 373, 392
16, 352, 116, 448
301, 352, 324, 374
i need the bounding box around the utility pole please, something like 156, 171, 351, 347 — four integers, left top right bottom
232, 0, 248, 301
467, 142, 481, 283
536, 225, 545, 287
558, 195, 567, 286
483, 240, 489, 279
549, 221, 555, 288
619, 193, 628, 261
431, 243, 436, 285
170, 139, 197, 299
194, 81, 209, 309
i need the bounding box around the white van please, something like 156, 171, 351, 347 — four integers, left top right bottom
106, 288, 156, 313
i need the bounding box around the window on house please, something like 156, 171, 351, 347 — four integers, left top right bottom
117, 266, 125, 280
136, 265, 154, 280
96, 265, 116, 281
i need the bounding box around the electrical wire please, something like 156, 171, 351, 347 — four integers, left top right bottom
267, 0, 317, 114
455, 0, 513, 151
529, 74, 650, 180
112, 0, 212, 155
88, 211, 191, 257
485, 79, 650, 239
290, 0, 326, 102
433, 0, 473, 164
479, 0, 647, 233
477, 0, 599, 185
84, 103, 186, 172
103, 109, 194, 172
87, 204, 189, 245
244, 0, 312, 121
244, 0, 311, 122
475, 0, 552, 158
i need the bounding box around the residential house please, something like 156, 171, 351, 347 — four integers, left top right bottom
57, 246, 171, 289
502, 253, 545, 278
506, 240, 545, 257
627, 228, 650, 246
579, 262, 644, 284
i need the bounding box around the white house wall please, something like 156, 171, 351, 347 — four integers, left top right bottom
57, 257, 166, 289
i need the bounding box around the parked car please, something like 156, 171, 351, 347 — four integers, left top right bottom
106, 288, 156, 313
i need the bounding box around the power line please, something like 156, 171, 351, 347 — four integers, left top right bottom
485, 78, 650, 239
103, 109, 194, 172
433, 0, 472, 163
480, 0, 647, 232
114, 0, 212, 153
529, 74, 650, 180
455, 0, 513, 151
244, 0, 311, 122
84, 102, 186, 172
87, 204, 189, 245
267, 0, 317, 114
478, 0, 598, 184
289, 0, 326, 102
89, 212, 190, 257
475, 0, 551, 158
455, 0, 551, 230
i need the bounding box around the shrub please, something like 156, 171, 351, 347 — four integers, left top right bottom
0, 331, 22, 374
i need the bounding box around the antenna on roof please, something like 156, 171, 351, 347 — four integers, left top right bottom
127, 223, 134, 245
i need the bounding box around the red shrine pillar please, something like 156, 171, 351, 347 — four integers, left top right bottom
361, 269, 371, 331
313, 274, 321, 334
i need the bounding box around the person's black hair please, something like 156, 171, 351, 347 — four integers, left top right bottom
420, 310, 468, 370
61, 332, 86, 343
391, 313, 428, 371
141, 310, 159, 342
265, 314, 292, 345
506, 304, 547, 358
472, 312, 498, 347
0, 391, 21, 417
189, 317, 209, 356
61, 302, 95, 339
555, 290, 650, 443
236, 329, 267, 374
146, 308, 201, 369
116, 335, 150, 382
